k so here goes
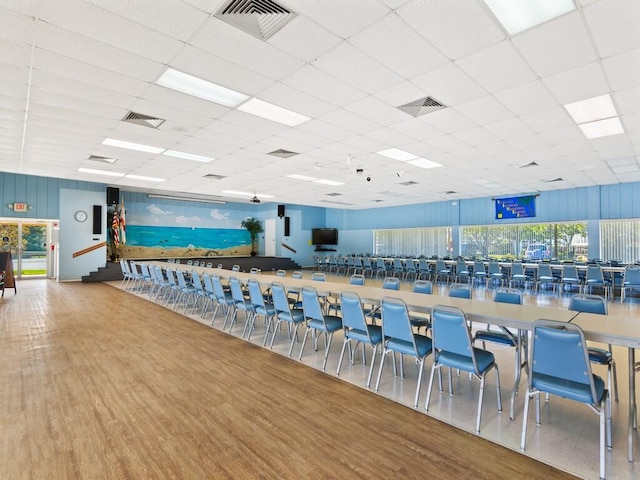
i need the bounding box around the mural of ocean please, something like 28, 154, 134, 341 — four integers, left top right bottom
126, 225, 250, 250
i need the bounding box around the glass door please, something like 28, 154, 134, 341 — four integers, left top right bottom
0, 220, 51, 278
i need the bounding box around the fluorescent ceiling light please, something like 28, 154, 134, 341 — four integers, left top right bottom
407, 158, 443, 169
78, 168, 125, 177
103, 138, 164, 154
222, 190, 275, 199
162, 150, 214, 163
125, 174, 165, 182
483, 0, 575, 35
237, 98, 310, 126
578, 117, 624, 139
286, 174, 317, 181
148, 194, 226, 204
314, 179, 344, 186
156, 68, 249, 107
377, 148, 418, 161
564, 94, 618, 124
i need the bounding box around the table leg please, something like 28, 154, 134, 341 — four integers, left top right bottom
629, 348, 636, 462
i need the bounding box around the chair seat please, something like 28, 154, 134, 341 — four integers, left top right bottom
387, 335, 432, 357
532, 373, 605, 404
308, 316, 342, 333
475, 330, 516, 347
278, 308, 305, 324
410, 315, 430, 329
347, 325, 383, 345
437, 348, 495, 373
588, 347, 613, 365
255, 304, 276, 316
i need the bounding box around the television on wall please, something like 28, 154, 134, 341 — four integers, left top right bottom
312, 228, 338, 245
495, 195, 536, 219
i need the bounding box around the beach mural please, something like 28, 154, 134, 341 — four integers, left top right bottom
119, 201, 254, 259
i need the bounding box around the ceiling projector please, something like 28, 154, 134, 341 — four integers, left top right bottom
250, 195, 261, 204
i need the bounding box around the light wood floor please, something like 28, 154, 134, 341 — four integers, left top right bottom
0, 279, 577, 479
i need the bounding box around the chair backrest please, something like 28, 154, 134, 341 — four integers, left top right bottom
487, 261, 501, 275
586, 265, 604, 283
175, 269, 188, 288
192, 261, 199, 266
217, 264, 223, 269
301, 286, 324, 322
435, 259, 446, 271
568, 294, 607, 315
340, 291, 369, 332
210, 275, 226, 301
349, 274, 365, 286
380, 297, 415, 344
166, 268, 177, 286
271, 282, 291, 314
456, 259, 468, 274
206, 262, 213, 268
292, 271, 303, 279
474, 260, 485, 274
249, 267, 260, 274
537, 263, 553, 278
187, 260, 193, 265
511, 262, 525, 276
393, 258, 404, 269
276, 269, 286, 277
493, 288, 522, 305
174, 259, 181, 264
563, 265, 579, 279
232, 264, 240, 272
623, 267, 640, 285
311, 272, 326, 282
229, 277, 246, 305
191, 270, 204, 291
202, 273, 214, 294
530, 320, 598, 404
412, 280, 433, 294
449, 283, 472, 299
431, 305, 477, 370
247, 278, 266, 309
382, 277, 400, 290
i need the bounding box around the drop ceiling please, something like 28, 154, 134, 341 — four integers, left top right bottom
0, 0, 639, 209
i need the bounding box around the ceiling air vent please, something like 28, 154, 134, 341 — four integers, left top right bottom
399, 181, 418, 186
215, 0, 297, 40
319, 199, 354, 206
203, 174, 226, 180
326, 192, 342, 196
544, 177, 564, 183
268, 149, 299, 158
398, 96, 446, 117
122, 111, 165, 129
88, 155, 117, 164
519, 161, 539, 168
444, 190, 457, 195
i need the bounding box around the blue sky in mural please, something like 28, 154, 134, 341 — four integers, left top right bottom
126, 202, 248, 229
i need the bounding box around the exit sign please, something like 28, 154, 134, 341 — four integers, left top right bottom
12, 202, 28, 212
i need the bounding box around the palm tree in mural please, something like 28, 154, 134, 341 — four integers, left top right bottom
241, 217, 263, 256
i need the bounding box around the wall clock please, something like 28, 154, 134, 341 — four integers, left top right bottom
74, 210, 88, 222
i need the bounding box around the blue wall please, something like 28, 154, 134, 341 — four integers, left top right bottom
1, 172, 638, 267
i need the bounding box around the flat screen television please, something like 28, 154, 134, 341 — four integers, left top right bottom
312, 228, 338, 245
495, 195, 536, 219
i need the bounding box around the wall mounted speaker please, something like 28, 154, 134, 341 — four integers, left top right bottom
277, 204, 285, 218
284, 216, 290, 237
107, 186, 120, 205
92, 205, 102, 235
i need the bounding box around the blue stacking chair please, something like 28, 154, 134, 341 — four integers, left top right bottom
426, 305, 502, 433
336, 291, 383, 388
536, 263, 556, 295
199, 273, 219, 318
246, 278, 275, 342
455, 259, 471, 284
448, 283, 472, 299
621, 266, 640, 303
409, 280, 433, 333
174, 269, 196, 312
225, 277, 253, 332
521, 320, 611, 480
472, 260, 487, 288
509, 262, 531, 292
487, 261, 505, 289
299, 286, 343, 371
210, 275, 234, 325
368, 276, 400, 322
584, 265, 611, 300
375, 297, 433, 408
560, 264, 582, 295
269, 282, 306, 356
327, 274, 365, 316
569, 294, 618, 402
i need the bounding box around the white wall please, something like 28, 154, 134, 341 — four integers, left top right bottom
58, 189, 107, 281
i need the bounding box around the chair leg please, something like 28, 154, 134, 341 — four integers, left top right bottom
476, 373, 486, 434
425, 363, 438, 412
374, 349, 388, 392
298, 327, 311, 361
336, 338, 349, 376
366, 344, 378, 389
413, 358, 425, 408
521, 389, 533, 451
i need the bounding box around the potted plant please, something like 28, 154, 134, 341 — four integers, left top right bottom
241, 217, 263, 256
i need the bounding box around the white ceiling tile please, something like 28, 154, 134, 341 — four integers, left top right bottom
602, 48, 640, 91
454, 95, 513, 125
483, 116, 534, 140
411, 63, 487, 106
614, 86, 640, 116
84, 0, 210, 42
253, 82, 335, 119
317, 108, 382, 136
418, 108, 478, 133
190, 17, 304, 80
282, 64, 368, 107
312, 42, 404, 94
542, 61, 610, 104
293, 0, 390, 38
140, 85, 231, 121
519, 106, 576, 133
513, 11, 597, 77
397, 0, 505, 60
343, 96, 409, 127
350, 12, 449, 79
451, 126, 500, 146
494, 80, 558, 116
268, 15, 343, 62
0, 38, 32, 67
456, 40, 536, 92
584, 0, 640, 58
296, 119, 354, 143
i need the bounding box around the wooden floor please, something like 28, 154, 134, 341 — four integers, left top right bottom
0, 280, 577, 479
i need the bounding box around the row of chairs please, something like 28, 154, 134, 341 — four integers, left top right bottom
122, 261, 614, 478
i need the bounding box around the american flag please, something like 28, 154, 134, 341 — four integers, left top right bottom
119, 198, 126, 245
111, 209, 120, 246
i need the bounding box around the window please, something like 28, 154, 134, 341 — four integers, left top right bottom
600, 220, 640, 264
374, 227, 452, 257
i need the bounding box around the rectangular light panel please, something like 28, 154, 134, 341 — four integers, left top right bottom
157, 68, 249, 108
483, 0, 576, 35
564, 94, 618, 124
163, 150, 214, 162
103, 138, 164, 154
237, 98, 310, 127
